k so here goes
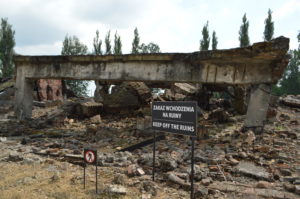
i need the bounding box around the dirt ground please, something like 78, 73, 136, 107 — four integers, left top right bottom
0, 139, 189, 199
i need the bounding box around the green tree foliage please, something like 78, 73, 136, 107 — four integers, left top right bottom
279, 50, 300, 94
105, 30, 112, 55
61, 35, 88, 96
212, 31, 218, 50
146, 42, 160, 53
0, 18, 15, 78
263, 9, 274, 41
239, 14, 250, 47
61, 35, 88, 55
200, 21, 210, 50
139, 43, 148, 53
113, 31, 122, 55
272, 34, 300, 95
140, 42, 160, 53
131, 27, 140, 54
131, 27, 160, 54
93, 30, 102, 55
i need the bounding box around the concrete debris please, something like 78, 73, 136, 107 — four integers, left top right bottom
8, 152, 24, 162
95, 81, 152, 110
141, 193, 152, 199
280, 95, 300, 108
209, 181, 299, 199
284, 183, 296, 192
194, 185, 209, 197
0, 93, 299, 198
160, 158, 178, 172
127, 164, 142, 177
0, 137, 7, 142
141, 181, 158, 196
0, 87, 14, 101
256, 180, 273, 189
112, 173, 126, 185
160, 83, 200, 102
203, 108, 230, 123
243, 130, 256, 145
33, 100, 62, 108
136, 116, 152, 131
126, 82, 152, 104
236, 161, 271, 181
89, 114, 101, 124
74, 100, 103, 118
107, 185, 127, 195
295, 185, 300, 194
201, 178, 212, 186
0, 78, 15, 94
103, 84, 141, 108
167, 172, 188, 187
228, 157, 239, 166
171, 83, 198, 95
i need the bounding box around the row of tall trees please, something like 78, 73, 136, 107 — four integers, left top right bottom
238, 9, 274, 46
199, 21, 218, 51
62, 28, 161, 95
92, 30, 122, 56
131, 28, 160, 54
239, 9, 274, 47
199, 9, 274, 51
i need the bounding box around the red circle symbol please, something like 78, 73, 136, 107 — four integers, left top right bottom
84, 150, 95, 163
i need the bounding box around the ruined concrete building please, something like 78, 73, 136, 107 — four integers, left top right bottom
13, 37, 290, 130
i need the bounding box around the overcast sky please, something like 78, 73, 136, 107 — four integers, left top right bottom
0, 0, 299, 55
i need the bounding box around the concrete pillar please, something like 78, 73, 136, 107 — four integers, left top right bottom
14, 66, 34, 120
244, 84, 271, 131
94, 81, 109, 103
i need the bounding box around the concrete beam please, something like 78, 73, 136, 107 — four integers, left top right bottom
13, 37, 290, 121
14, 37, 289, 85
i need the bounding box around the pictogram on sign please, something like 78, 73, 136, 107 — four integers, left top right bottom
84, 149, 97, 164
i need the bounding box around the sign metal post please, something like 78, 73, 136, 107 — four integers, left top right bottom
83, 149, 98, 194
96, 163, 98, 194
191, 137, 195, 199
83, 164, 86, 189
152, 130, 156, 181
151, 101, 197, 199
83, 164, 85, 189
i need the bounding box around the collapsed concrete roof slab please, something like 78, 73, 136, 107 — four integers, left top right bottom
13, 37, 290, 128
14, 37, 289, 85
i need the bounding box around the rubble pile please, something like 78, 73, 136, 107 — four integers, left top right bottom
0, 78, 299, 198
95, 81, 152, 111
